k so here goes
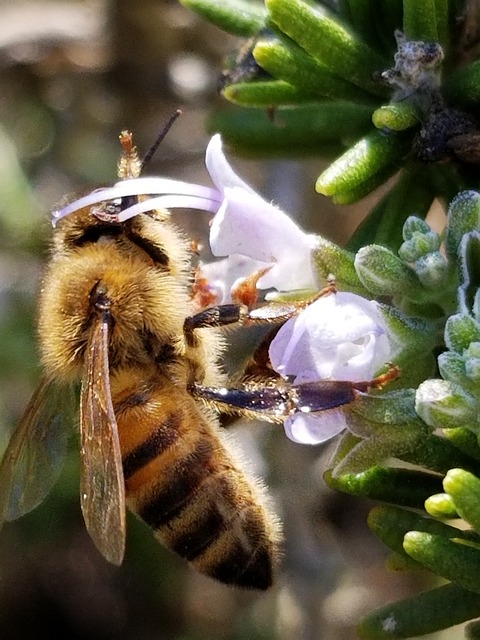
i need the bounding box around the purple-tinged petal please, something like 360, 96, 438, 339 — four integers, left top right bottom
209, 186, 317, 290
205, 134, 256, 194
270, 292, 392, 384
284, 410, 348, 444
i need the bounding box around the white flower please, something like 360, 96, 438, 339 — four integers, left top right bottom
52, 135, 318, 296
269, 292, 392, 444
206, 135, 318, 292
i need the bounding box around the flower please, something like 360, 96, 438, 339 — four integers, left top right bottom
269, 292, 392, 444
52, 135, 317, 295
205, 135, 318, 292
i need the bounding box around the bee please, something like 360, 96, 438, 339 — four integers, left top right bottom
0, 130, 282, 590
0, 129, 399, 590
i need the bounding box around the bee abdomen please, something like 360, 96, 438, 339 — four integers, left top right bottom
159, 469, 276, 589
116, 388, 279, 589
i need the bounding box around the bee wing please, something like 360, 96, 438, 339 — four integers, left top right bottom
0, 377, 73, 526
80, 311, 126, 566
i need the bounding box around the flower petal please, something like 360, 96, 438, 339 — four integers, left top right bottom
209, 186, 317, 290
284, 409, 348, 444
270, 292, 392, 383
205, 134, 256, 194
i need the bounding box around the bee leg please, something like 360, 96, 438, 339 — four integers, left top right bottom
191, 379, 357, 420
192, 364, 400, 420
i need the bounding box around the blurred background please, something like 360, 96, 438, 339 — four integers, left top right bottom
0, 1, 450, 638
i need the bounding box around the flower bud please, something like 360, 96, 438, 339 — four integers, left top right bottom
414, 252, 448, 288
445, 314, 480, 354
416, 379, 478, 430
445, 190, 480, 259
355, 245, 420, 296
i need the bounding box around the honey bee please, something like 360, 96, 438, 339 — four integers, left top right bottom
0, 129, 399, 589
0, 130, 282, 590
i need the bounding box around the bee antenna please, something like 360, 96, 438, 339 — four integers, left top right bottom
140, 109, 182, 171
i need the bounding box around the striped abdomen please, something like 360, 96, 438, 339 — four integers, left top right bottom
113, 380, 280, 589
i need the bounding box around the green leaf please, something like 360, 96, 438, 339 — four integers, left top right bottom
403, 0, 440, 41
358, 583, 480, 639
446, 59, 480, 109
332, 427, 418, 475
316, 130, 410, 199
401, 433, 480, 477
325, 467, 444, 510
445, 190, 480, 261
328, 164, 400, 205
404, 531, 480, 592
444, 469, 480, 535
253, 36, 376, 103
385, 551, 422, 571
179, 0, 266, 36
444, 427, 480, 462
208, 103, 372, 155
266, 0, 388, 96
368, 506, 478, 559
223, 80, 320, 107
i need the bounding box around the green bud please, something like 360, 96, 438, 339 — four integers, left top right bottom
354, 245, 420, 296
372, 103, 420, 131
414, 252, 448, 288
399, 230, 441, 263
403, 216, 432, 240
445, 190, 480, 260
415, 379, 478, 430
179, 0, 266, 36
444, 469, 480, 535
404, 531, 480, 593
465, 356, 480, 383
445, 313, 480, 354
424, 493, 458, 518
358, 583, 480, 639
438, 351, 467, 384
310, 237, 369, 295
376, 304, 435, 360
